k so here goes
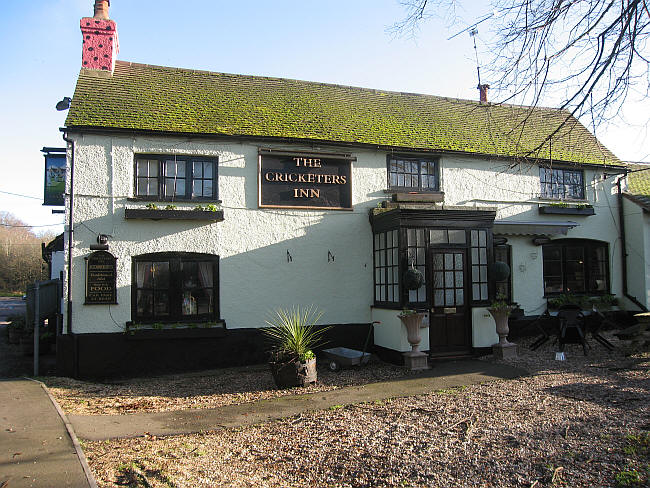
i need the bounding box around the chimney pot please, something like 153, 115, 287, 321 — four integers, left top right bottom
94, 0, 110, 20
478, 84, 490, 103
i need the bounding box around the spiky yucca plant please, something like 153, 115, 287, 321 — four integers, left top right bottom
263, 306, 329, 362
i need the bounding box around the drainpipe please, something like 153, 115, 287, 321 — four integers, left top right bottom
63, 133, 75, 333
617, 176, 648, 312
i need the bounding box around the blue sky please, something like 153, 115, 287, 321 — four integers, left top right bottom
1, 0, 648, 232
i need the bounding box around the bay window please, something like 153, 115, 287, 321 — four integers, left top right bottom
542, 240, 609, 295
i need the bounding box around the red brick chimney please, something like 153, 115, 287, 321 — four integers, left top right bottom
80, 1, 119, 72
478, 84, 490, 103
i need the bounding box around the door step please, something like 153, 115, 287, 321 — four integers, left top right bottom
429, 352, 473, 361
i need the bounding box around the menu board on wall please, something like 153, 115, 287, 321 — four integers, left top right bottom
259, 152, 353, 210
85, 251, 117, 304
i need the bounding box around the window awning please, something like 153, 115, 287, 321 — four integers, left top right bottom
492, 220, 579, 236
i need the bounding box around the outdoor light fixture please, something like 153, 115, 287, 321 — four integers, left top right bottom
90, 234, 110, 251
56, 97, 72, 111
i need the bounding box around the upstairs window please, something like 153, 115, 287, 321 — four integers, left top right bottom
540, 167, 584, 200
388, 157, 439, 192
135, 155, 218, 201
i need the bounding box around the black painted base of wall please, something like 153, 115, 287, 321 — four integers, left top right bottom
56, 323, 374, 380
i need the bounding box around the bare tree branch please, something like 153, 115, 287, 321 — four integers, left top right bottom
392, 0, 650, 156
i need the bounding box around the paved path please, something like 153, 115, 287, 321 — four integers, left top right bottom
0, 379, 93, 488
69, 360, 527, 441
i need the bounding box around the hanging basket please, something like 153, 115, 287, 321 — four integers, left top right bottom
403, 268, 424, 290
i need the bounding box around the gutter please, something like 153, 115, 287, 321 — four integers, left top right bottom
617, 175, 648, 312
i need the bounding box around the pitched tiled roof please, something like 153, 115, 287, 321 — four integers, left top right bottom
66, 61, 620, 166
624, 162, 650, 210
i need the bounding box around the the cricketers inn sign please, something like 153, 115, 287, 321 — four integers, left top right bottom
258, 151, 353, 210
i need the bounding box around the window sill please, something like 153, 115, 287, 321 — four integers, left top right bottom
124, 208, 224, 221
125, 321, 226, 340
127, 197, 222, 204
384, 190, 444, 203
538, 205, 594, 216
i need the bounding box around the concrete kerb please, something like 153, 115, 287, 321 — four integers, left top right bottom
26, 378, 98, 488
68, 360, 528, 442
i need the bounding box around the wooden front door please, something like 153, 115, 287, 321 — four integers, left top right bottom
428, 248, 472, 356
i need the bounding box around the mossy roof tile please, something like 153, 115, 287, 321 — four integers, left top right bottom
65, 61, 620, 166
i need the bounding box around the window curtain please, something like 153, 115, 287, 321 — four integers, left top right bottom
197, 262, 214, 312
136, 262, 148, 288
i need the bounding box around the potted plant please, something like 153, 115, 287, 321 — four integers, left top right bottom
488, 293, 517, 358
263, 306, 329, 388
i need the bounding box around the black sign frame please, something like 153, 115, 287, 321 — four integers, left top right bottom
43, 150, 66, 206
258, 151, 353, 210
85, 251, 118, 305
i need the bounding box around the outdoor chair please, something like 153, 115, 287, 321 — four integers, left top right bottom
557, 304, 589, 355
528, 310, 559, 351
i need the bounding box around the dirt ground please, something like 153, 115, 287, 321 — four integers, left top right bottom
45, 361, 415, 415
72, 334, 649, 487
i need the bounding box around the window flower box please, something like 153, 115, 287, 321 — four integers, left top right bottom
124, 208, 224, 221
124, 321, 226, 340
538, 205, 595, 216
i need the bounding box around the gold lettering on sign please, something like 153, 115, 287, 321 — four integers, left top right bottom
293, 157, 322, 167
293, 188, 321, 198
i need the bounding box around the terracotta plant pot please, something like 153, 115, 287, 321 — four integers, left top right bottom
269, 357, 317, 388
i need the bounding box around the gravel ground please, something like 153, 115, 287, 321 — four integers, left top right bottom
45, 361, 414, 415
80, 334, 649, 487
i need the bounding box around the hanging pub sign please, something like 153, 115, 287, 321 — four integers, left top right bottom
42, 147, 66, 206
85, 251, 118, 304
258, 151, 353, 210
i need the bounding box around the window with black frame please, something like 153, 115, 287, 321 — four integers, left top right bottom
540, 167, 585, 200
470, 229, 489, 301
135, 155, 218, 201
373, 230, 399, 305
388, 157, 439, 192
542, 240, 609, 295
494, 244, 512, 302
133, 253, 219, 322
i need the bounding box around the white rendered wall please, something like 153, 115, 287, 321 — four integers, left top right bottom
65, 135, 386, 334
50, 251, 65, 281
63, 136, 625, 335
623, 198, 650, 309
